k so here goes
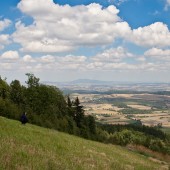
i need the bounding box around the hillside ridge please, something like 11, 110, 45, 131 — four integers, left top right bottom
0, 116, 169, 170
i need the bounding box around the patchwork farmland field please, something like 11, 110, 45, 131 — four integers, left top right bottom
71, 93, 170, 128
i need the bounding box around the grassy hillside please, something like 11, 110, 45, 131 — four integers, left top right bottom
0, 117, 168, 170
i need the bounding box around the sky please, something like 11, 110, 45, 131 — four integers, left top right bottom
0, 0, 170, 83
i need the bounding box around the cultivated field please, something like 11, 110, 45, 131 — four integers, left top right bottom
71, 93, 170, 128
127, 104, 152, 110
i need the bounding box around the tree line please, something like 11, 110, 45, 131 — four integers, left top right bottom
0, 73, 97, 139
0, 73, 169, 154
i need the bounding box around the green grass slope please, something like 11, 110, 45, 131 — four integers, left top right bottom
0, 116, 168, 170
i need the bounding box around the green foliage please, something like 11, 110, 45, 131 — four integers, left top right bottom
86, 115, 96, 135
97, 123, 170, 154
121, 108, 151, 114
0, 73, 98, 142
0, 76, 10, 99
113, 102, 130, 108
73, 97, 85, 128
25, 73, 40, 88
67, 95, 72, 107
99, 124, 167, 140
109, 130, 135, 145
0, 98, 21, 120
10, 80, 25, 106
95, 127, 109, 142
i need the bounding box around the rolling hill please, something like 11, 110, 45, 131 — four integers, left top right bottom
0, 116, 168, 170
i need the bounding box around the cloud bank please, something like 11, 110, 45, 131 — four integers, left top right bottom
0, 0, 170, 82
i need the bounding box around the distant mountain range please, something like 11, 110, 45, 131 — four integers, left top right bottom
42, 79, 130, 86
42, 79, 170, 92
42, 79, 167, 86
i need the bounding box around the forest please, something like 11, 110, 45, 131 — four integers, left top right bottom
0, 73, 170, 155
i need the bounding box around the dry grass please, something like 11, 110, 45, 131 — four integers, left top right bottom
84, 103, 120, 115
127, 144, 170, 165
111, 94, 134, 98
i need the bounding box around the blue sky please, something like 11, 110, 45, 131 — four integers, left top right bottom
0, 0, 170, 82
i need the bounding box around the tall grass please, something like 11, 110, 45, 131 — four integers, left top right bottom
0, 116, 168, 170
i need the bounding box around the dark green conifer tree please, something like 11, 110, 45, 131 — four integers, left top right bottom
73, 97, 84, 128
67, 95, 72, 108
87, 115, 96, 135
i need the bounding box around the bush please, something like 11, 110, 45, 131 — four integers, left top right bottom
0, 98, 21, 120
110, 130, 134, 146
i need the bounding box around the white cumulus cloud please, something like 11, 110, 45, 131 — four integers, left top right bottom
12, 0, 131, 52
41, 55, 55, 63
0, 34, 11, 50
130, 22, 170, 48
145, 48, 170, 61
92, 46, 134, 63
0, 19, 11, 32
1, 51, 19, 60
12, 0, 170, 53
23, 55, 36, 62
